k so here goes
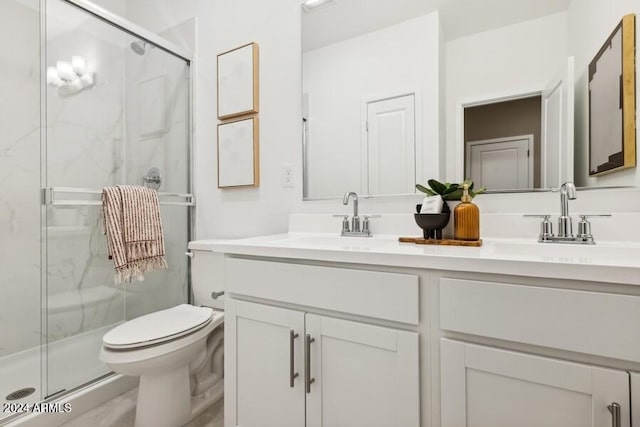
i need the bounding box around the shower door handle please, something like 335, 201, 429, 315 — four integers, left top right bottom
305, 334, 315, 393
289, 330, 299, 388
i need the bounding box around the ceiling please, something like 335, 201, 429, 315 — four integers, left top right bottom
302, 0, 573, 52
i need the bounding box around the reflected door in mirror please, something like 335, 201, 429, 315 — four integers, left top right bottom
366, 94, 416, 195
466, 136, 533, 191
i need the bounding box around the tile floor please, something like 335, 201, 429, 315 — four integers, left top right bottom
60, 388, 223, 427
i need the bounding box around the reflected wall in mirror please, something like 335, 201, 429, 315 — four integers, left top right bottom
302, 2, 442, 199
302, 0, 640, 200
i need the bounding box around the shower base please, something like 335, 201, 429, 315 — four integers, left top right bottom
0, 323, 119, 421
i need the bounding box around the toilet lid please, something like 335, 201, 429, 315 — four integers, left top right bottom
103, 304, 213, 349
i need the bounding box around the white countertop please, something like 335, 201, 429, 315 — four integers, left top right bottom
191, 233, 640, 286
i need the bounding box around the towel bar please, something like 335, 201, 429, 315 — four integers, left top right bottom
42, 187, 194, 207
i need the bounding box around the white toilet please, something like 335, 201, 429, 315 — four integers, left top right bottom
100, 248, 225, 427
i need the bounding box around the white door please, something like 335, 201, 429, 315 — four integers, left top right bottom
225, 300, 305, 427
466, 135, 533, 190
366, 94, 415, 195
441, 339, 630, 427
305, 314, 419, 427
542, 56, 574, 188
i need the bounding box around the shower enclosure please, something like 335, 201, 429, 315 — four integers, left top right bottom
0, 0, 192, 421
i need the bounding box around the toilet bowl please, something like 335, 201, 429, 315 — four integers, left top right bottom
100, 304, 224, 427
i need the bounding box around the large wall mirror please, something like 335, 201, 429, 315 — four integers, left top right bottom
301, 0, 638, 200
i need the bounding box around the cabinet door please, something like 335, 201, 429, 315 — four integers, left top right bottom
305, 314, 419, 427
441, 339, 630, 427
225, 299, 305, 427
631, 372, 640, 426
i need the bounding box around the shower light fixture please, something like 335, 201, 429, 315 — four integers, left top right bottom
302, 0, 337, 13
47, 55, 94, 95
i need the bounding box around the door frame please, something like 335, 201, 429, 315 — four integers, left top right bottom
465, 134, 534, 190
360, 87, 422, 196
542, 56, 575, 188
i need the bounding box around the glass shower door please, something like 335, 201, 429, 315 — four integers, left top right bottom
0, 0, 42, 417
44, 0, 191, 397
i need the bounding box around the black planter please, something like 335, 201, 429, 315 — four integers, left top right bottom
414, 202, 450, 240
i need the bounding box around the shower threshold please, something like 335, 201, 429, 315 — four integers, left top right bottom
0, 323, 119, 422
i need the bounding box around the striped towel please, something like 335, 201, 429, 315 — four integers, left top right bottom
102, 185, 167, 283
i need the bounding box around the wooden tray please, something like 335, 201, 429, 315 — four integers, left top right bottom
399, 237, 483, 247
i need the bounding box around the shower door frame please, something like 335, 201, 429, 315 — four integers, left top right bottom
38, 0, 195, 408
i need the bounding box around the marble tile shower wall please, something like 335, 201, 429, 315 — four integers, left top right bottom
0, 0, 42, 359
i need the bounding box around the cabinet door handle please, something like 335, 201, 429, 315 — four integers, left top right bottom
289, 330, 299, 388
607, 402, 621, 427
305, 334, 315, 393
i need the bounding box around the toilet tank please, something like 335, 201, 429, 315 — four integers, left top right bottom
188, 244, 225, 310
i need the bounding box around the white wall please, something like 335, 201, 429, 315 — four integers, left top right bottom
192, 0, 301, 238
302, 12, 441, 199
444, 12, 568, 182
568, 0, 640, 187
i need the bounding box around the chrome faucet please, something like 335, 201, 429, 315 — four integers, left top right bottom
343, 191, 360, 233
524, 182, 611, 244
558, 182, 577, 237
334, 191, 380, 237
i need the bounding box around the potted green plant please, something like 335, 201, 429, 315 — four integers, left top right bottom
415, 178, 486, 201
413, 179, 486, 240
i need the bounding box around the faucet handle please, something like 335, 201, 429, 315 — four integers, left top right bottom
524, 214, 554, 239
576, 214, 611, 239
332, 214, 350, 235
361, 214, 380, 236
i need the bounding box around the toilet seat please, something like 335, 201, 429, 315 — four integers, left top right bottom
103, 304, 213, 350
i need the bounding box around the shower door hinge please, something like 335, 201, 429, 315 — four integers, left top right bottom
41, 188, 53, 205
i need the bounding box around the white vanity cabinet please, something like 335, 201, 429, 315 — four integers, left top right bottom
438, 276, 640, 427
305, 314, 419, 427
209, 233, 640, 427
225, 300, 306, 427
632, 373, 640, 425
441, 339, 630, 427
223, 258, 420, 427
